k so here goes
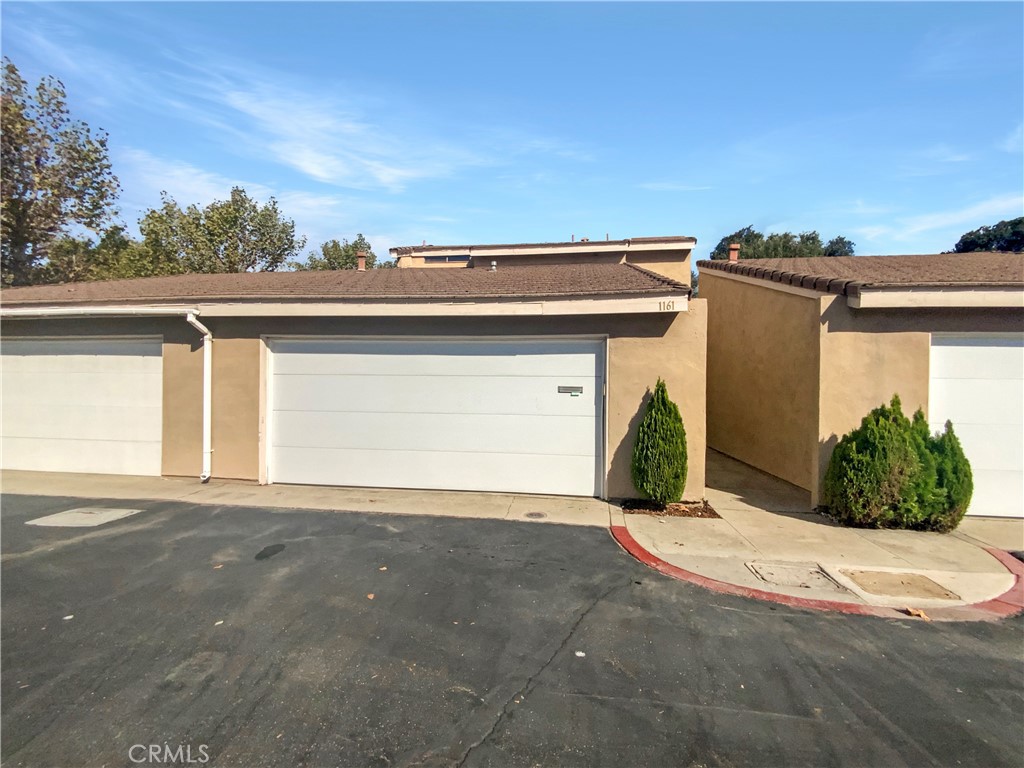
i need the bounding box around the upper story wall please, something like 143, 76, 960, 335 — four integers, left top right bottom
392, 238, 694, 284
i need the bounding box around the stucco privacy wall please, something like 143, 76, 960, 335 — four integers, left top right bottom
2, 317, 203, 477
701, 271, 820, 490
814, 298, 1024, 504
204, 307, 707, 499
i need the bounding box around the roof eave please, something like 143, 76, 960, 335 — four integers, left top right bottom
1, 291, 691, 319
848, 286, 1024, 310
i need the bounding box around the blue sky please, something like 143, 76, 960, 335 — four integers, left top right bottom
2, 2, 1022, 264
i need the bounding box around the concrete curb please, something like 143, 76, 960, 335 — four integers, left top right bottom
610, 524, 1024, 622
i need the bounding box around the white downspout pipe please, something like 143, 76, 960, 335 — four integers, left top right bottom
185, 313, 213, 483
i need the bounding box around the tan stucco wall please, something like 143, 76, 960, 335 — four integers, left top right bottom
814, 298, 1023, 504
204, 309, 707, 499
624, 249, 693, 284
607, 300, 707, 500
701, 272, 820, 490
395, 255, 468, 268
701, 270, 1023, 504
0, 316, 204, 478
1, 308, 706, 499
210, 337, 262, 480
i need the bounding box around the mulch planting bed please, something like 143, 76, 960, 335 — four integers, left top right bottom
621, 499, 721, 519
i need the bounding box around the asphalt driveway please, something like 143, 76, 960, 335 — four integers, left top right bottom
2, 494, 1022, 767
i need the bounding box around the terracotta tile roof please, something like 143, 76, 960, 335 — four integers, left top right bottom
0, 263, 688, 307
390, 236, 696, 255
697, 252, 1024, 296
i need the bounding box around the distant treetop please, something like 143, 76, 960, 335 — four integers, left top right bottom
709, 226, 855, 260
952, 217, 1024, 253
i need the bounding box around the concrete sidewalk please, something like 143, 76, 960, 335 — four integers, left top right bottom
0, 470, 614, 528
614, 451, 1024, 620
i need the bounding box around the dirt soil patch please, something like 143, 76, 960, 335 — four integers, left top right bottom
621, 499, 721, 519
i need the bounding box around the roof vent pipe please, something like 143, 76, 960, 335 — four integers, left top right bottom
357, 251, 366, 272
490, 260, 497, 272
728, 243, 741, 262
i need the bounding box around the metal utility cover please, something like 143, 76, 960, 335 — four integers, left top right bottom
26, 508, 142, 528
841, 570, 960, 600
746, 561, 850, 593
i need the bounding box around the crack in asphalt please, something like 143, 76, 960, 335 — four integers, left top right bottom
452, 576, 632, 768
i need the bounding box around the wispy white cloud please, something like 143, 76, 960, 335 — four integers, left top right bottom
849, 225, 895, 243
999, 123, 1023, 154
638, 182, 713, 192
920, 144, 971, 163
899, 193, 1024, 237
116, 148, 271, 213
212, 87, 487, 193
848, 194, 1023, 253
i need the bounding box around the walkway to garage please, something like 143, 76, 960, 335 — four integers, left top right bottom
618, 451, 1024, 618
0, 469, 616, 528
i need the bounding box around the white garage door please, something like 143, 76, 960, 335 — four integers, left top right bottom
268, 338, 604, 496
929, 334, 1024, 518
1, 338, 163, 476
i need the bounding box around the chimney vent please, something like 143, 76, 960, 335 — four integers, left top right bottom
357, 251, 366, 272
728, 243, 740, 263
490, 260, 497, 272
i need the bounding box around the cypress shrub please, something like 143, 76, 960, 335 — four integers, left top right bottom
823, 395, 974, 532
822, 395, 919, 527
898, 410, 946, 528
931, 421, 973, 532
631, 378, 688, 505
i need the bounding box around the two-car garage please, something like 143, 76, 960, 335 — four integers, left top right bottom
266, 338, 605, 497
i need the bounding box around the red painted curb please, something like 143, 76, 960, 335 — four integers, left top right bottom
610, 525, 1024, 622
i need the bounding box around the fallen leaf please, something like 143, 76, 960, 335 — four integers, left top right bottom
904, 607, 931, 621
213, 564, 224, 570
367, 594, 375, 600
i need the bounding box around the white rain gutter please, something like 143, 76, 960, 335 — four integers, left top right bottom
1, 304, 214, 483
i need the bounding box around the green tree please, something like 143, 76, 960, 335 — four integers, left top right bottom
952, 217, 1024, 253
140, 187, 305, 273
709, 226, 855, 260
1, 57, 120, 285
290, 234, 377, 270
631, 378, 688, 505
823, 235, 856, 257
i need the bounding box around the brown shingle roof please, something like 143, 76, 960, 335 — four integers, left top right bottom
0, 263, 688, 307
391, 236, 696, 255
697, 252, 1024, 296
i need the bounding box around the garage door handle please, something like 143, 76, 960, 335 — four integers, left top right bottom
558, 386, 584, 395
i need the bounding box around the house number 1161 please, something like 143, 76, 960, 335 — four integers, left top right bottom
658, 301, 675, 311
